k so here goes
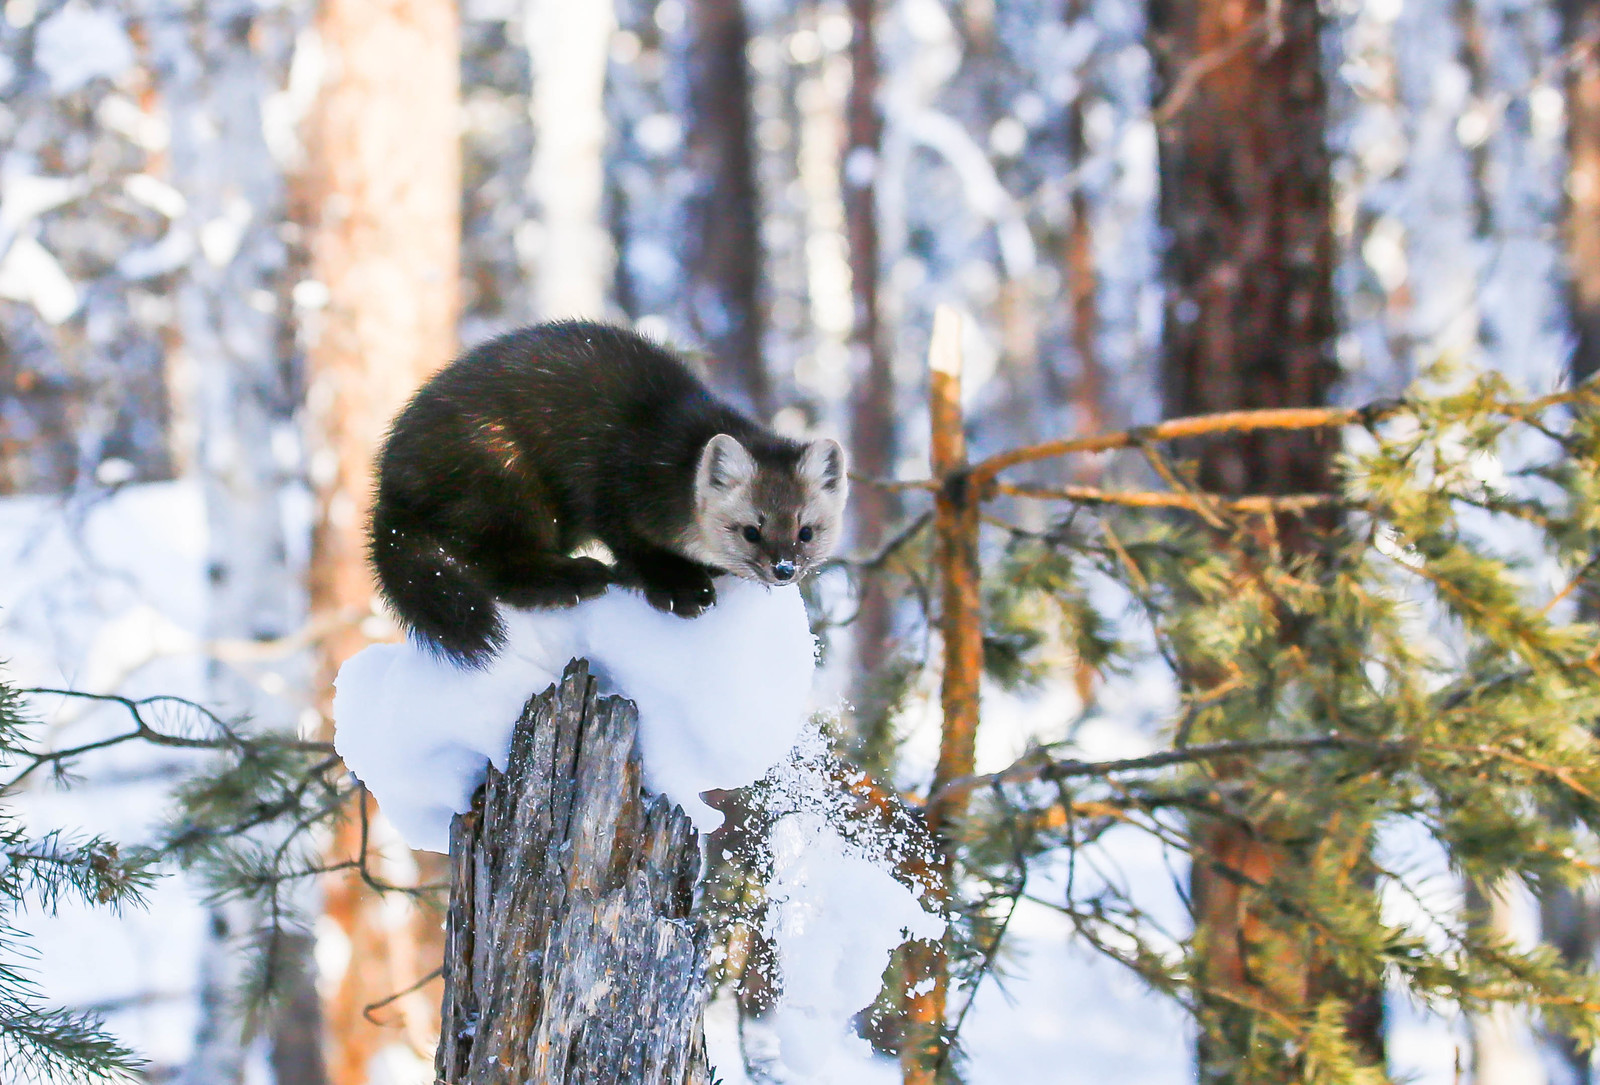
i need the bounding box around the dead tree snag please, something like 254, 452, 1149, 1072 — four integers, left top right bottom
435, 660, 712, 1084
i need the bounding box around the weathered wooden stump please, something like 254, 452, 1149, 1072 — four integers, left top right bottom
435, 659, 712, 1084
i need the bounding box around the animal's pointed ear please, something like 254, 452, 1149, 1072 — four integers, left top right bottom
798, 438, 847, 495
697, 434, 757, 496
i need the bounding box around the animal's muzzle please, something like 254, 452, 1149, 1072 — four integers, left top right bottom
772, 559, 797, 582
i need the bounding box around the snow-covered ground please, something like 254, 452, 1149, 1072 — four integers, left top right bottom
0, 482, 243, 1080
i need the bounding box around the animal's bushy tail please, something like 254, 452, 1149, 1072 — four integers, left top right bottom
369, 499, 504, 667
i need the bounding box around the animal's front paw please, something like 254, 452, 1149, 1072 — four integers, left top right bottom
567, 557, 614, 599
501, 583, 589, 609
643, 575, 716, 618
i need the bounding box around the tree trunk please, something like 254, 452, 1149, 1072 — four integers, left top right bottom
1148, 0, 1381, 1076
146, 4, 325, 1079
298, 0, 462, 1075
844, 0, 901, 759
1543, 5, 1600, 1081
526, 0, 614, 321
436, 659, 711, 1085
1566, 0, 1600, 390
683, 0, 768, 415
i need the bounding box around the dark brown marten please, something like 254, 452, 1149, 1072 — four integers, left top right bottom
369, 321, 848, 667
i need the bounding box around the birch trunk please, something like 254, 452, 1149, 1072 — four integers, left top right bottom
139, 3, 322, 1079
435, 659, 711, 1085
526, 0, 614, 320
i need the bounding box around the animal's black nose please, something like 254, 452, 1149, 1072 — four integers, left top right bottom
773, 559, 796, 581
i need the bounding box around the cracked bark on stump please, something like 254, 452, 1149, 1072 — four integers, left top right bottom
435, 659, 712, 1084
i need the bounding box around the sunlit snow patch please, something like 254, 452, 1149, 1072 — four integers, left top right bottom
333, 576, 815, 849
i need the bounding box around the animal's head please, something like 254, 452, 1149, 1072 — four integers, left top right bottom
689, 433, 849, 585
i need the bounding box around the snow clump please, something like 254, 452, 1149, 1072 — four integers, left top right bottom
334, 576, 814, 846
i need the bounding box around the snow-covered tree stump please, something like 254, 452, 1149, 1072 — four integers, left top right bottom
435, 659, 712, 1083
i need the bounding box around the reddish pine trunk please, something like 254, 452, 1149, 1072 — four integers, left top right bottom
1148, 0, 1381, 1074
1539, 4, 1600, 1079
298, 0, 462, 1077
845, 0, 899, 687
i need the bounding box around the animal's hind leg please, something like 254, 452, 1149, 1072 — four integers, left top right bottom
476, 551, 614, 609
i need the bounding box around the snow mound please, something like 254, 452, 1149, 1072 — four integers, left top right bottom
333, 577, 815, 850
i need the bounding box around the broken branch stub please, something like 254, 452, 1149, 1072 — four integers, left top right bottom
435, 659, 712, 1084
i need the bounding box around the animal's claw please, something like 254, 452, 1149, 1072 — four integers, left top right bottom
643, 578, 716, 618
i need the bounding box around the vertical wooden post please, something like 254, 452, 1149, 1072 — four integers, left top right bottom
928, 306, 984, 809
436, 660, 712, 1084
900, 306, 983, 1081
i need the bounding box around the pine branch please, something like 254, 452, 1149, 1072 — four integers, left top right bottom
925, 734, 1412, 812
854, 377, 1599, 495
996, 483, 1341, 514
0, 829, 159, 914
0, 1001, 144, 1084
3, 688, 334, 792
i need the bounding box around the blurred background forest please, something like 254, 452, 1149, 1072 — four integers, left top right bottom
1, 0, 1598, 1081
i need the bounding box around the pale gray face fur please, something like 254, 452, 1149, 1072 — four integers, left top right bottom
682, 434, 848, 584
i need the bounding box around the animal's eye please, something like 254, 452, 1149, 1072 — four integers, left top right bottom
798, 525, 814, 543
742, 525, 761, 543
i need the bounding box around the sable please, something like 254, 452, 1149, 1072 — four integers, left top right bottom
369, 320, 847, 666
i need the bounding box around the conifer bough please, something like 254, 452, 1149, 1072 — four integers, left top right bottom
837, 307, 1600, 1078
